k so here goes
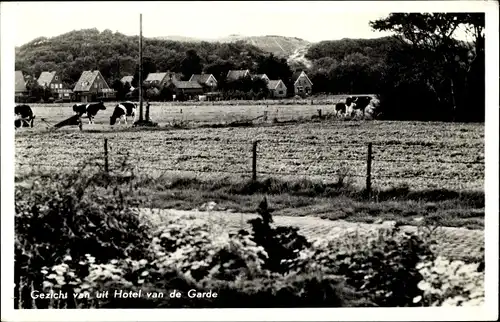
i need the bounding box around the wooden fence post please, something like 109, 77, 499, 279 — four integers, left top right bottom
145, 101, 150, 122
252, 141, 258, 181
366, 142, 372, 197
104, 138, 109, 173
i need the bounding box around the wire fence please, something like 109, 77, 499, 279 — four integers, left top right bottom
15, 135, 485, 192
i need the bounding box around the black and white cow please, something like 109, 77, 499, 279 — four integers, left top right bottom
72, 103, 88, 116
72, 101, 106, 124
352, 96, 372, 116
335, 97, 356, 117
335, 102, 347, 116
110, 102, 137, 125
15, 104, 35, 128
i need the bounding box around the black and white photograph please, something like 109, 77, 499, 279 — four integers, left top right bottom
1, 1, 498, 321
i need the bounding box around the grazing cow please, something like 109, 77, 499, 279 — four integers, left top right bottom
344, 96, 357, 116
15, 104, 35, 128
72, 101, 106, 124
350, 96, 374, 118
72, 103, 88, 116
335, 102, 347, 116
364, 97, 380, 118
110, 102, 137, 125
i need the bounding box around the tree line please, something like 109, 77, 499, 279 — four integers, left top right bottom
15, 13, 485, 122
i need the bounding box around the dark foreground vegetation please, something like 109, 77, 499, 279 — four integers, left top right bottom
15, 167, 484, 308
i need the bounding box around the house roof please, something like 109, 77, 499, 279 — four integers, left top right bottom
171, 81, 203, 89
189, 74, 216, 84
73, 70, 109, 92
292, 71, 313, 85
144, 72, 167, 83
168, 72, 184, 81
226, 70, 250, 81
267, 80, 283, 90
37, 71, 56, 87
159, 72, 183, 83
15, 71, 27, 92
254, 74, 269, 80
121, 75, 134, 84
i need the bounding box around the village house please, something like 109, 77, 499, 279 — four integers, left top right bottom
167, 81, 204, 101
226, 69, 251, 82
54, 89, 74, 101
37, 71, 63, 90
38, 71, 73, 101
291, 71, 313, 97
144, 72, 184, 88
165, 72, 184, 84
189, 74, 218, 92
253, 74, 270, 82
267, 80, 287, 98
143, 72, 169, 87
15, 70, 28, 101
73, 70, 115, 102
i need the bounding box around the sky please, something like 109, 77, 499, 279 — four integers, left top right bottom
4, 1, 402, 46
3, 1, 492, 46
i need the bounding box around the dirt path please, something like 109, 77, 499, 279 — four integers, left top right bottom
139, 208, 484, 261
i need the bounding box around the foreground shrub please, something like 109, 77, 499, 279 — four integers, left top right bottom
245, 198, 311, 274
39, 255, 363, 308
414, 257, 485, 306
150, 217, 268, 282
199, 271, 369, 308
14, 172, 151, 309
37, 212, 362, 308
288, 223, 436, 307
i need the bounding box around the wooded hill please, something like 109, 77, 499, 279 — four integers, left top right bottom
15, 28, 269, 89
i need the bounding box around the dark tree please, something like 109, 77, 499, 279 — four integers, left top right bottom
180, 49, 202, 80
256, 54, 293, 82
370, 13, 485, 122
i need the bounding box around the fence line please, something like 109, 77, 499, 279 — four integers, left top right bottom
15, 138, 484, 192
15, 137, 484, 165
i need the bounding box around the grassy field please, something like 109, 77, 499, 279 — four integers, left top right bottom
14, 103, 485, 229
24, 100, 356, 129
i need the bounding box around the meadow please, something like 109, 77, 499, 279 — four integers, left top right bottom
14, 103, 485, 229
26, 100, 351, 127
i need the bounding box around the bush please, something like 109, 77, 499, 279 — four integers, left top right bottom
150, 217, 268, 282
199, 271, 366, 308
246, 198, 310, 274
34, 209, 360, 308
288, 223, 436, 307
415, 257, 485, 306
14, 170, 151, 308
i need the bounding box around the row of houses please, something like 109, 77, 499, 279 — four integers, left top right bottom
15, 68, 313, 102
140, 69, 313, 99
16, 70, 117, 103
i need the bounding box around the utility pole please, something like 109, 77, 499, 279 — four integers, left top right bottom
138, 13, 144, 121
